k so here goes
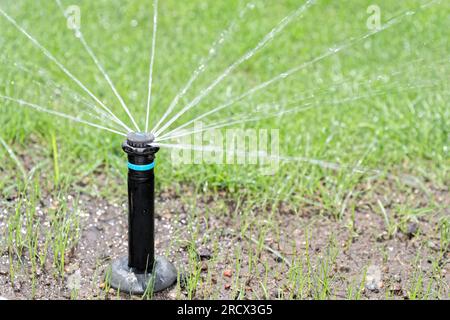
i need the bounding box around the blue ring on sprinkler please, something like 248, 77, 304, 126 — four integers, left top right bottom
127, 161, 155, 171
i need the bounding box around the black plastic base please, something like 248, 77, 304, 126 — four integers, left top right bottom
108, 256, 177, 295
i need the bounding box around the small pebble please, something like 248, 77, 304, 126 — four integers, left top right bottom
197, 248, 212, 261
406, 222, 419, 238
365, 265, 382, 293
223, 270, 232, 278
389, 283, 403, 296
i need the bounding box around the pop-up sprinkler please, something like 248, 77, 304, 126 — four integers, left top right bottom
108, 132, 177, 294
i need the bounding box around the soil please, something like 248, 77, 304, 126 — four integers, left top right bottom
0, 177, 448, 300
0, 141, 448, 299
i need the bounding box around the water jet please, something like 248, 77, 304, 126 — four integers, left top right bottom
108, 132, 177, 294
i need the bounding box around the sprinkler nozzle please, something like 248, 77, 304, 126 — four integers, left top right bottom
127, 132, 155, 147
123, 132, 158, 155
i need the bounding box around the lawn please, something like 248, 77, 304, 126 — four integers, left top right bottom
0, 0, 448, 299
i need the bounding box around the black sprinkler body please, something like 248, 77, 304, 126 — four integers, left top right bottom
108, 132, 177, 294
123, 132, 158, 271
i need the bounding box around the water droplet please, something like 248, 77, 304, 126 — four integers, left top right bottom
209, 48, 216, 55
130, 19, 138, 27
280, 73, 289, 79
405, 11, 415, 16
247, 3, 256, 10
10, 81, 15, 85
329, 46, 340, 53
74, 30, 82, 38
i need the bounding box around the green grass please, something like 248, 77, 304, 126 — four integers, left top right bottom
0, 0, 449, 299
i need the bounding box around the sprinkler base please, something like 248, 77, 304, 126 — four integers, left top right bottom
108, 256, 177, 295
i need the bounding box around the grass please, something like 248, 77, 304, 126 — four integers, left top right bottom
0, 0, 449, 299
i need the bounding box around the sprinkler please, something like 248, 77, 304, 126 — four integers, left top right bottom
108, 132, 177, 294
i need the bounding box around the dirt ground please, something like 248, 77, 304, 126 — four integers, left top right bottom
0, 177, 448, 300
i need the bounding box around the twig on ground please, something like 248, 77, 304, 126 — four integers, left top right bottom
246, 235, 292, 268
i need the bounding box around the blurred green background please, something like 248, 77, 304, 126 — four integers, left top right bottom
0, 0, 448, 206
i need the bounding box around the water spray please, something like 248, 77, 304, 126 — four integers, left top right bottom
108, 132, 177, 294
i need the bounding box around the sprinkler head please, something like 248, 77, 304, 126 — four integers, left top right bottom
122, 132, 159, 156
127, 132, 155, 147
